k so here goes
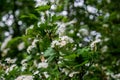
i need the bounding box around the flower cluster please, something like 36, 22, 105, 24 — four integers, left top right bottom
15, 75, 33, 80
51, 36, 74, 48
27, 39, 39, 54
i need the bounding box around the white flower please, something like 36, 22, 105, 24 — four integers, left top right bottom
21, 59, 27, 64
56, 20, 76, 37
83, 37, 91, 42
20, 59, 28, 71
51, 4, 57, 10
62, 68, 69, 75
35, 0, 48, 7
27, 39, 39, 53
5, 57, 17, 64
50, 12, 55, 17
73, 47, 77, 51
101, 45, 108, 53
69, 30, 74, 34
21, 66, 26, 72
33, 60, 38, 67
103, 24, 109, 28
95, 33, 101, 39
69, 72, 79, 77
17, 42, 25, 51
76, 33, 81, 37
57, 61, 62, 64
43, 72, 49, 78
2, 48, 10, 57
27, 45, 36, 53
51, 36, 74, 48
32, 39, 39, 46
25, 25, 34, 34
90, 31, 101, 40
61, 11, 68, 16
79, 43, 82, 47
5, 64, 17, 74
1, 35, 12, 51
33, 71, 39, 75
106, 0, 111, 3
29, 25, 34, 29
41, 15, 45, 23
112, 73, 120, 79
79, 28, 89, 36
51, 40, 60, 48
90, 31, 97, 36
90, 39, 101, 50
104, 37, 109, 42
21, 63, 27, 71
15, 75, 33, 80
56, 22, 66, 36
87, 5, 97, 14
60, 40, 67, 47
60, 36, 74, 43
74, 0, 84, 7
60, 36, 74, 47
85, 63, 90, 67
66, 19, 77, 25
37, 62, 48, 68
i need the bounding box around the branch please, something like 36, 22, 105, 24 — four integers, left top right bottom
12, 0, 21, 37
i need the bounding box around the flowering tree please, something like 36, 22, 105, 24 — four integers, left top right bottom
0, 0, 120, 80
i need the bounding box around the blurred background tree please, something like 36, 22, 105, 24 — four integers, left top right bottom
0, 0, 39, 59
0, 0, 38, 39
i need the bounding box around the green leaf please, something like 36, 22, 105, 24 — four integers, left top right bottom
47, 56, 55, 62
73, 60, 88, 69
35, 5, 50, 11
44, 47, 55, 57
52, 15, 63, 22
21, 14, 38, 20
64, 53, 78, 61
